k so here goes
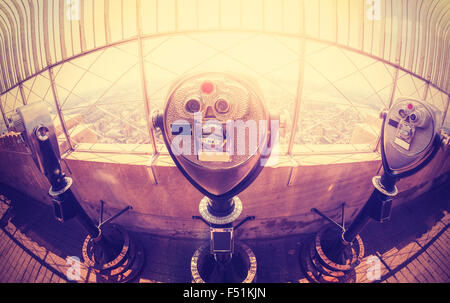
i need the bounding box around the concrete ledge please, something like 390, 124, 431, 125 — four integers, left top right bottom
0, 135, 449, 239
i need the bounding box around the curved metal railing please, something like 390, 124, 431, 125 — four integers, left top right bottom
0, 0, 448, 157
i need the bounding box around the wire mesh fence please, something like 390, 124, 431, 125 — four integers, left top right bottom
0, 0, 448, 157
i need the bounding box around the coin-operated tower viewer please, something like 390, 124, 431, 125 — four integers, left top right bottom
153, 72, 277, 283
9, 102, 145, 282
304, 97, 443, 283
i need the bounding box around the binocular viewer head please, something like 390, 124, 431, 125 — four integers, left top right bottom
382, 98, 442, 176
153, 72, 276, 201
9, 102, 61, 175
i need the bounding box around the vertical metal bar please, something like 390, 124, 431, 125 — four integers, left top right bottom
18, 83, 26, 105
92, 0, 96, 48
3, 1, 26, 81
35, 0, 45, 70
262, 0, 265, 32
419, 0, 439, 79
432, 13, 445, 88
41, 0, 51, 65
218, 0, 221, 30
441, 95, 450, 128
388, 0, 393, 62
424, 2, 440, 89
429, 3, 444, 93
79, 0, 86, 52
69, 0, 75, 55
438, 32, 449, 91
430, 7, 447, 89
334, 0, 338, 43
175, 0, 179, 31
156, 0, 160, 32
0, 33, 12, 90
380, 0, 386, 59
402, 0, 408, 68
27, 0, 40, 73
53, 0, 59, 62
0, 95, 8, 128
347, 0, 351, 47
370, 0, 374, 54
395, 0, 403, 66
426, 0, 440, 82
317, 0, 320, 38
423, 81, 430, 100
19, 0, 34, 76
361, 0, 364, 51
48, 67, 73, 151
58, 0, 67, 60
239, 0, 243, 30
136, 0, 158, 155
407, 0, 417, 72
0, 3, 23, 85
413, 0, 424, 74
11, 0, 30, 79
0, 54, 4, 91
417, 0, 430, 77
104, 0, 111, 45
388, 68, 399, 109
374, 66, 399, 152
121, 0, 124, 40
0, 14, 14, 88
193, 0, 200, 32
287, 0, 306, 156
